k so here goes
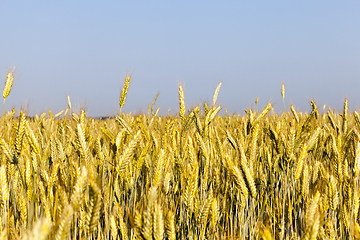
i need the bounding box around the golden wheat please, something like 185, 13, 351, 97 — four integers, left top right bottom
0, 74, 358, 239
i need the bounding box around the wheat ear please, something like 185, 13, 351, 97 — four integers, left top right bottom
213, 81, 222, 107
290, 104, 299, 123
55, 205, 74, 240
153, 203, 164, 240
238, 142, 257, 198
178, 85, 186, 119
70, 166, 88, 210
119, 75, 131, 110
3, 69, 14, 115
0, 166, 8, 202
281, 82, 285, 111
67, 95, 71, 109
343, 98, 348, 133
165, 211, 176, 240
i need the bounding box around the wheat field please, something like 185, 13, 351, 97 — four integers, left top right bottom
0, 71, 360, 239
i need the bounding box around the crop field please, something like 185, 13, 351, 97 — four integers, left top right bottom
0, 71, 360, 239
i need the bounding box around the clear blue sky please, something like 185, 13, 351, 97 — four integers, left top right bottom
1, 1, 360, 117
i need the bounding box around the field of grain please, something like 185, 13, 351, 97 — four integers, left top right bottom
0, 71, 360, 239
